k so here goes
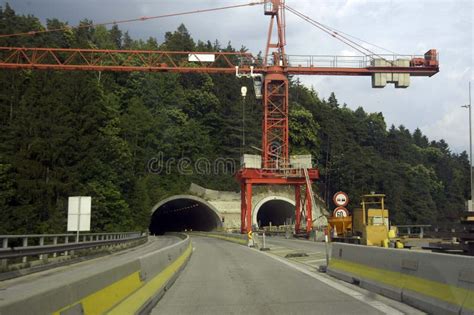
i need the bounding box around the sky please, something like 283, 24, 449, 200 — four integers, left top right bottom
6, 0, 474, 153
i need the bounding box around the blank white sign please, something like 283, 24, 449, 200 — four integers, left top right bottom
67, 196, 91, 231
67, 214, 91, 231
188, 54, 215, 62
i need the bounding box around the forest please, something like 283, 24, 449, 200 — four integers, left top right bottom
0, 4, 469, 234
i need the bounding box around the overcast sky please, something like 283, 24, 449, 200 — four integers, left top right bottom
7, 0, 474, 153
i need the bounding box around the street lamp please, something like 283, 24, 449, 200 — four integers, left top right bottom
241, 86, 248, 152
462, 82, 473, 211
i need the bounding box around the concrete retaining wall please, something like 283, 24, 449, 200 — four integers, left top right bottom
327, 243, 474, 315
0, 234, 192, 315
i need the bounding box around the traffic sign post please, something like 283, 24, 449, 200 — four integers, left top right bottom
324, 228, 329, 268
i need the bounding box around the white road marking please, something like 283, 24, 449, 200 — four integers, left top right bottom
268, 249, 293, 254
258, 250, 404, 315
268, 246, 286, 250
299, 258, 326, 264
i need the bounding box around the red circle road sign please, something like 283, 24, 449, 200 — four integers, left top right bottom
333, 206, 349, 218
333, 191, 349, 207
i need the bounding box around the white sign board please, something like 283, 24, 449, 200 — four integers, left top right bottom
333, 191, 349, 207
188, 53, 215, 62
67, 196, 91, 232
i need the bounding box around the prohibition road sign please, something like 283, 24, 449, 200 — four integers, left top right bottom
333, 206, 349, 218
333, 191, 349, 207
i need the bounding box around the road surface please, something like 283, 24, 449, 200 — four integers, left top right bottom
152, 236, 420, 315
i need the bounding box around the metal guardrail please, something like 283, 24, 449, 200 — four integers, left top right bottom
0, 232, 144, 264
396, 225, 431, 238
281, 53, 430, 68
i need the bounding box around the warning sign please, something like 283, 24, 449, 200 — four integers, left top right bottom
247, 230, 253, 240
333, 191, 349, 207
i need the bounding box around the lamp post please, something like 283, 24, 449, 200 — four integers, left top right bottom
462, 82, 473, 211
241, 86, 247, 151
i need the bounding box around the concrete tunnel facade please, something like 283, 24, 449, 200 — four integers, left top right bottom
149, 183, 326, 233
149, 195, 223, 235
253, 196, 295, 227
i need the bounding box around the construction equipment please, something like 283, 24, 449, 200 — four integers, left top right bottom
354, 194, 390, 246
330, 193, 401, 247
0, 1, 440, 235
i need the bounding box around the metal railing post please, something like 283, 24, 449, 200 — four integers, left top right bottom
39, 237, 45, 260
65, 235, 69, 256
53, 236, 58, 258
22, 237, 28, 263
1, 238, 8, 269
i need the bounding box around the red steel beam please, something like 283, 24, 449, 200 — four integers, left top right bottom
0, 47, 439, 77
0, 47, 257, 74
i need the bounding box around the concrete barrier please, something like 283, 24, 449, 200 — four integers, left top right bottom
327, 243, 474, 315
0, 234, 192, 315
190, 231, 248, 245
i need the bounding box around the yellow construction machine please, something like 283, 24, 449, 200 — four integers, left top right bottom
329, 193, 402, 247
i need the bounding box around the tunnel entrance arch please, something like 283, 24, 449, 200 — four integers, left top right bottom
253, 196, 295, 228
150, 195, 222, 235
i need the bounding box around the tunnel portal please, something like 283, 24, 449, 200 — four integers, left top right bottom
149, 196, 222, 235
256, 199, 295, 227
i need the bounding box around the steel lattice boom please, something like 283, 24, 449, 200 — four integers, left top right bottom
0, 47, 438, 77
0, 47, 257, 73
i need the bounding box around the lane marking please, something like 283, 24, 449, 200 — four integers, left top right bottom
299, 258, 326, 264
268, 249, 293, 253
267, 248, 287, 251
258, 250, 404, 315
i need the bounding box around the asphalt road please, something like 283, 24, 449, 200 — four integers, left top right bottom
152, 236, 410, 315
264, 235, 329, 254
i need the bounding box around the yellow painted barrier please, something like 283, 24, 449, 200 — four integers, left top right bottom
329, 258, 471, 310
53, 272, 143, 315
327, 243, 474, 314
107, 242, 192, 314
50, 236, 192, 315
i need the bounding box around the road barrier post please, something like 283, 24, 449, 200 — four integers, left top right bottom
324, 228, 329, 267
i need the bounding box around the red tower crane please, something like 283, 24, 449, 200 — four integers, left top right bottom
0, 0, 439, 235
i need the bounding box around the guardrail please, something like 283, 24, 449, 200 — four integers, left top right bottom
0, 233, 192, 314
0, 232, 144, 267
396, 225, 431, 238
